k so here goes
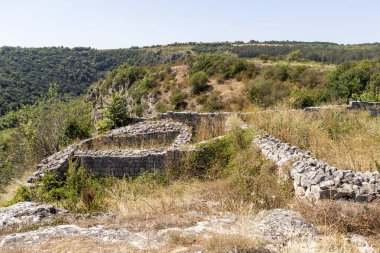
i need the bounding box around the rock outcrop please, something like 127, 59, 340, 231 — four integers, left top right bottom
0, 202, 68, 230
0, 206, 319, 252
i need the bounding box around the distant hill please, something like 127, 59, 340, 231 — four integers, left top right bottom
1, 41, 380, 115
0, 46, 184, 115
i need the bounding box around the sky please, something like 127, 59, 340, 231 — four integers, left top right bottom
0, 0, 379, 49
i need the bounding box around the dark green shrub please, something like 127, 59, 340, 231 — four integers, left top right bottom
132, 105, 144, 117
64, 120, 90, 141
248, 79, 291, 107
9, 163, 106, 212
190, 71, 209, 94
290, 92, 315, 109
190, 54, 236, 77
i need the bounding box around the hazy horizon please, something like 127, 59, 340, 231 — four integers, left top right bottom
0, 0, 379, 49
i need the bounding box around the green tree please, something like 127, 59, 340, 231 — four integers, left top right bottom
106, 93, 130, 128
190, 71, 209, 94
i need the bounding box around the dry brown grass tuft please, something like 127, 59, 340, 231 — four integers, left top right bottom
193, 116, 226, 142
282, 234, 363, 253
201, 233, 270, 253
103, 178, 259, 223
246, 108, 380, 171
294, 199, 380, 237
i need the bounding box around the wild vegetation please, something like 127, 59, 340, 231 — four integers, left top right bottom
0, 86, 92, 192
246, 108, 380, 172
1, 42, 380, 252
0, 46, 184, 115
2, 41, 380, 116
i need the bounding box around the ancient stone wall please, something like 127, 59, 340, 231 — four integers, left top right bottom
75, 149, 184, 177
304, 101, 380, 116
349, 101, 380, 116
156, 112, 232, 129
253, 135, 380, 202
28, 111, 380, 203
28, 121, 192, 183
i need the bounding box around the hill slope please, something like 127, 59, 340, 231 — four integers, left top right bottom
0, 46, 184, 115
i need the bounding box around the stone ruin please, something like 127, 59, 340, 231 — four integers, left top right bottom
305, 101, 380, 116
28, 110, 380, 202
254, 135, 380, 202
28, 120, 192, 183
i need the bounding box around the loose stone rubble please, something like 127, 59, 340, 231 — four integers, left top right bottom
253, 134, 380, 201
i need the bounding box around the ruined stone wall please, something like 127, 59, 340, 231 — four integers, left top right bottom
156, 112, 232, 129
253, 135, 380, 202
28, 121, 192, 183
75, 149, 184, 177
304, 101, 380, 116
349, 101, 380, 116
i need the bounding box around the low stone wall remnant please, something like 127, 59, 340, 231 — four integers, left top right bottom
304, 101, 380, 116
253, 134, 380, 202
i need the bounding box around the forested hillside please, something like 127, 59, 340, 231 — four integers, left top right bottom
0, 46, 184, 115
1, 41, 380, 116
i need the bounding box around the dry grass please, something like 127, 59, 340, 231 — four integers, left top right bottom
246, 108, 380, 171
2, 237, 139, 253
293, 199, 380, 237
283, 234, 363, 253
192, 116, 226, 142
103, 178, 256, 221
0, 167, 34, 204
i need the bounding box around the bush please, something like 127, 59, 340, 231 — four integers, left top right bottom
202, 92, 224, 112
190, 71, 209, 94
64, 120, 90, 141
105, 93, 130, 128
132, 105, 144, 117
154, 102, 169, 113
226, 147, 293, 208
11, 163, 106, 212
170, 92, 188, 110
248, 78, 291, 107
289, 92, 315, 109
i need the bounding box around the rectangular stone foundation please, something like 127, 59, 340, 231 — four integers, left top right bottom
75, 149, 184, 177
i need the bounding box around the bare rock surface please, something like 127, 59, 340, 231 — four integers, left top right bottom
0, 202, 69, 230
0, 206, 320, 251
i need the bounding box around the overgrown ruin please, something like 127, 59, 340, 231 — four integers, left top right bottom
29, 106, 380, 202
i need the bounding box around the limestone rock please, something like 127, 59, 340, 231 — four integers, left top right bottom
0, 202, 69, 230
250, 209, 319, 248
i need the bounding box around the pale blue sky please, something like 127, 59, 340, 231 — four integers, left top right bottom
0, 0, 379, 49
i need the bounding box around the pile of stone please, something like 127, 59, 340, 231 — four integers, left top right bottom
253, 134, 380, 201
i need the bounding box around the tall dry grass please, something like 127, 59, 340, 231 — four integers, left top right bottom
192, 116, 226, 142
246, 108, 380, 171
